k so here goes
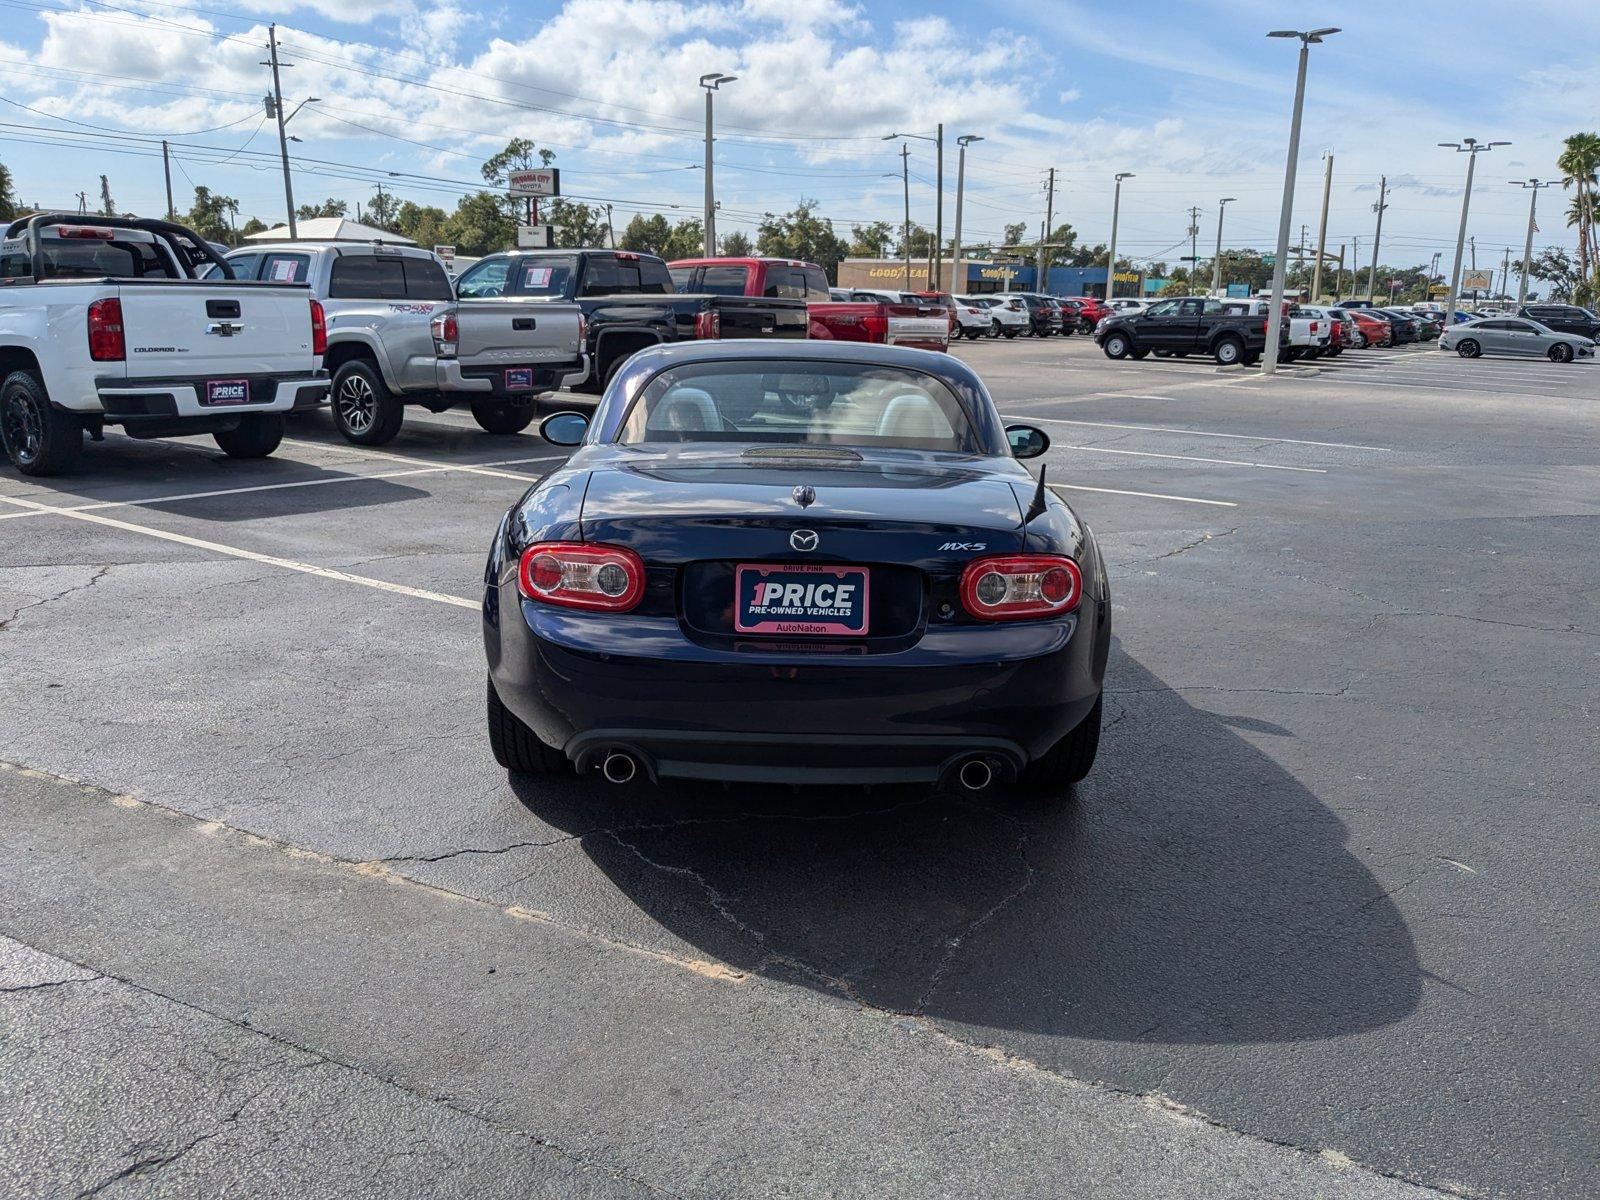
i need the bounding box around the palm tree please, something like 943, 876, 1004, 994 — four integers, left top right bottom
1557, 132, 1600, 279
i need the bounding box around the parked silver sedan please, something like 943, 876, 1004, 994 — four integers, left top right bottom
1441, 316, 1596, 363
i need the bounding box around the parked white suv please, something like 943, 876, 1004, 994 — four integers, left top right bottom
213, 243, 584, 445
0, 214, 327, 476
962, 295, 1029, 338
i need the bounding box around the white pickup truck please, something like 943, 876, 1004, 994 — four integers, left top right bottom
1220, 298, 1330, 360
0, 214, 328, 476
211, 243, 584, 446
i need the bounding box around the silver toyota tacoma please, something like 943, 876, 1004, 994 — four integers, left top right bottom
212, 243, 584, 445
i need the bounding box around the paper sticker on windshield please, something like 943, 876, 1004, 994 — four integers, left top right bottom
267, 259, 301, 282
522, 266, 553, 289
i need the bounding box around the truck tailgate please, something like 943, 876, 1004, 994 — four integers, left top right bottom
115, 283, 313, 380
455, 298, 584, 366
703, 295, 809, 339
884, 303, 950, 346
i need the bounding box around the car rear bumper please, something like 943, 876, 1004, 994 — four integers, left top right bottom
438, 358, 581, 396
90, 373, 328, 420
485, 583, 1110, 785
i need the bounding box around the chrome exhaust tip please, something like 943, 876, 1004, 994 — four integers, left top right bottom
601, 752, 638, 785
957, 757, 994, 792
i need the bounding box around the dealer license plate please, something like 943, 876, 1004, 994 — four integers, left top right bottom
203, 378, 250, 406
504, 367, 534, 391
734, 564, 870, 637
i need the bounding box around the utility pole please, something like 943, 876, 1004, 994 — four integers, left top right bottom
1264, 27, 1339, 375
1469, 235, 1477, 272
1211, 197, 1235, 293
1512, 178, 1556, 304
161, 140, 175, 221
1441, 137, 1509, 326
899, 144, 911, 290
699, 73, 736, 257
1186, 205, 1202, 283
1499, 245, 1511, 299
1331, 243, 1344, 301
934, 124, 944, 291
1037, 166, 1056, 291
1351, 235, 1359, 296
1366, 175, 1387, 301
99, 174, 114, 218
75, 191, 87, 214
605, 203, 615, 249
1312, 151, 1333, 300
265, 24, 297, 238
1105, 172, 1133, 300
950, 135, 982, 300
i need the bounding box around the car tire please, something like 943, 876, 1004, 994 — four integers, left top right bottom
213, 413, 285, 459
1102, 333, 1131, 359
1282, 347, 1301, 363
0, 370, 81, 477
1018, 696, 1102, 790
332, 359, 404, 446
988, 320, 1001, 339
486, 677, 571, 775
470, 398, 536, 435
1456, 339, 1481, 358
1213, 336, 1244, 366
1549, 342, 1574, 363
1128, 348, 1149, 360
1241, 350, 1261, 366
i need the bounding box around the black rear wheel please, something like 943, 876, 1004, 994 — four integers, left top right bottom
486, 677, 571, 775
1018, 697, 1102, 790
470, 398, 536, 435
1456, 339, 1481, 358
332, 360, 404, 445
0, 370, 81, 477
1549, 342, 1574, 363
213, 413, 285, 459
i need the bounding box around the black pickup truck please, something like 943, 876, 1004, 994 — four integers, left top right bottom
454, 249, 808, 394
1094, 295, 1274, 366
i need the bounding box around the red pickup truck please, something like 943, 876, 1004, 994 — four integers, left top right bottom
667, 257, 949, 353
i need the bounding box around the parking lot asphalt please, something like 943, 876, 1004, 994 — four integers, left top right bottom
2, 335, 1596, 1199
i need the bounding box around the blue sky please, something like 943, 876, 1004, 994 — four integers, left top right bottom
0, 0, 1594, 272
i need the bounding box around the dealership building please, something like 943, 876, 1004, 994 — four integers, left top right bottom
834, 258, 1168, 298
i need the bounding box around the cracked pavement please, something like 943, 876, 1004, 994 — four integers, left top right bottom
2, 342, 1597, 1197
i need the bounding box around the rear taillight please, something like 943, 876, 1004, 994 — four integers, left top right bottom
959, 555, 1082, 621
694, 309, 720, 339
431, 311, 458, 357
86, 297, 124, 361
309, 298, 327, 356
518, 542, 645, 612
577, 312, 587, 344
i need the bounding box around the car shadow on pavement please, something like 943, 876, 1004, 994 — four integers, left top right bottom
509, 641, 1421, 1047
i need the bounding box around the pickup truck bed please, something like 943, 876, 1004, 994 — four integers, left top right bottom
455, 250, 808, 401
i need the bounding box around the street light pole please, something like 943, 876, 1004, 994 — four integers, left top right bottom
1511, 178, 1556, 304
1312, 151, 1333, 300
1263, 27, 1338, 375
1105, 172, 1133, 301
951, 135, 982, 300
699, 73, 737, 257
265, 23, 297, 238
1211, 197, 1236, 293
884, 130, 944, 288
900, 146, 911, 289
1440, 138, 1509, 323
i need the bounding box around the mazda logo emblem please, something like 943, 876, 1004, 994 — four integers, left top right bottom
790, 529, 819, 552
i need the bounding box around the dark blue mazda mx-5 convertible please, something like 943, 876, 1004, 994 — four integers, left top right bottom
482, 341, 1109, 794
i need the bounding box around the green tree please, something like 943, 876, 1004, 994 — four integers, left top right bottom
1521, 246, 1578, 301
296, 198, 348, 221
0, 159, 15, 222
897, 224, 933, 258
619, 213, 672, 255
186, 186, 240, 243
1001, 221, 1028, 250
1040, 221, 1081, 266
755, 199, 849, 278
239, 216, 268, 239
544, 198, 610, 249
720, 230, 752, 257
849, 220, 894, 257
367, 188, 401, 231
445, 191, 515, 256
394, 201, 451, 250
1558, 132, 1600, 280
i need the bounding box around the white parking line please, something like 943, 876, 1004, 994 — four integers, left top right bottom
284, 440, 562, 481
0, 454, 565, 522
0, 493, 479, 609
1049, 482, 1237, 508
1048, 443, 1326, 473
1010, 415, 1391, 452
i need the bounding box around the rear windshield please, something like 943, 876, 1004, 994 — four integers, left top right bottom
763, 265, 829, 301
701, 264, 751, 296
580, 253, 673, 296
0, 234, 178, 281
617, 361, 979, 453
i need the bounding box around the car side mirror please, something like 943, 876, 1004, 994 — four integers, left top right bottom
539, 411, 589, 447
1005, 423, 1049, 460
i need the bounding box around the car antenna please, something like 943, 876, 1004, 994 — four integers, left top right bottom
1024, 464, 1048, 523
